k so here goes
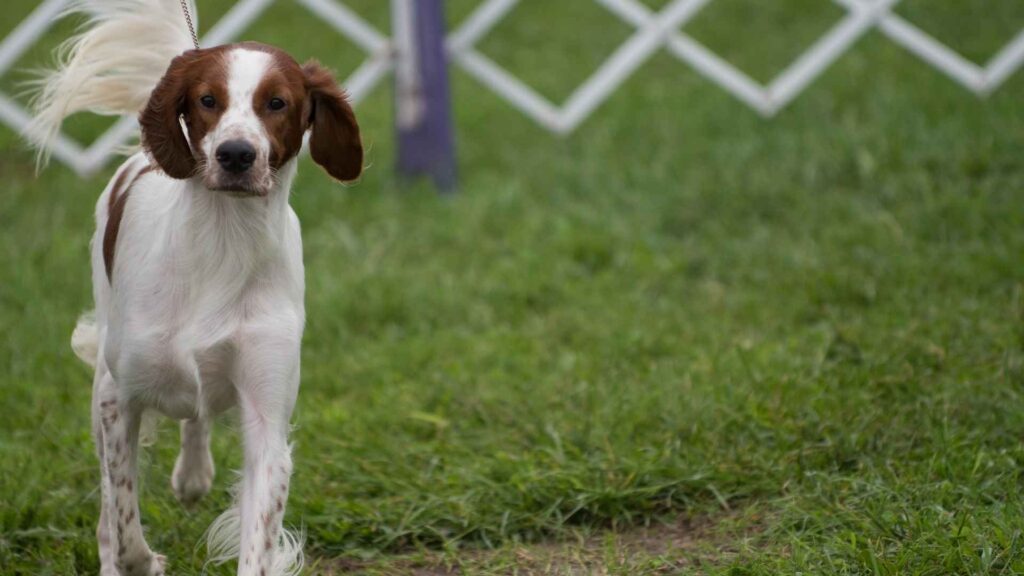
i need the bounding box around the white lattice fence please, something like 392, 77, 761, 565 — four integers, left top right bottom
1, 0, 1022, 175
451, 0, 1024, 131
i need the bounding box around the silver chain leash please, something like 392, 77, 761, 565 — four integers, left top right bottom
179, 0, 200, 49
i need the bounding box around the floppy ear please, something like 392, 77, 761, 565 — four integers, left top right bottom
303, 61, 363, 182
139, 52, 198, 179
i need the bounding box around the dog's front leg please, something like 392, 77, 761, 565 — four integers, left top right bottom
172, 417, 215, 505
96, 375, 166, 576
235, 329, 302, 576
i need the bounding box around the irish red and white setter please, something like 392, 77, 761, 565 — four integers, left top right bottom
28, 1, 363, 574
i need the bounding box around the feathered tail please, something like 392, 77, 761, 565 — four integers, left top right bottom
71, 311, 99, 367
26, 0, 196, 165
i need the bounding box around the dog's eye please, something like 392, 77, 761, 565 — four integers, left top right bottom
199, 95, 216, 109
268, 98, 286, 111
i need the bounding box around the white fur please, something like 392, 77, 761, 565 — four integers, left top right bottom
31, 2, 308, 575
72, 310, 99, 367
85, 151, 307, 576
206, 506, 305, 576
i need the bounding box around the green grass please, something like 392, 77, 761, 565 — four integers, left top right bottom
3, 0, 1024, 574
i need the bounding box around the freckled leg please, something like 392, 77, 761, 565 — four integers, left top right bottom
172, 417, 215, 505
97, 506, 118, 576
93, 377, 118, 576
234, 332, 302, 576
237, 415, 293, 576
96, 376, 166, 576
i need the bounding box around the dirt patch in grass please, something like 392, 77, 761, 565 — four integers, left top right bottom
320, 512, 767, 575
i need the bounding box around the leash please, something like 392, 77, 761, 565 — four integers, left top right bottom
179, 0, 200, 49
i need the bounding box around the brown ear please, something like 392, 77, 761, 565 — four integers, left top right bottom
139, 51, 198, 179
303, 61, 363, 182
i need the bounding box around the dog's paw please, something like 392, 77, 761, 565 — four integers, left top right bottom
148, 554, 168, 576
117, 553, 166, 576
171, 452, 214, 506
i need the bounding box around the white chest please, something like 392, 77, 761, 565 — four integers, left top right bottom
98, 173, 305, 420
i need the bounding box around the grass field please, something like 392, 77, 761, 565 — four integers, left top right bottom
2, 0, 1024, 574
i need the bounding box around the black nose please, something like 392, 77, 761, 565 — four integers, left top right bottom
215, 140, 257, 174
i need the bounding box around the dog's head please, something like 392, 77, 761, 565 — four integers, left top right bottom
139, 42, 362, 196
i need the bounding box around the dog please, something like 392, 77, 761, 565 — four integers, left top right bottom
27, 1, 362, 574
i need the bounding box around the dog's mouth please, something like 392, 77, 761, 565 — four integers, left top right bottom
204, 172, 272, 198
213, 183, 266, 198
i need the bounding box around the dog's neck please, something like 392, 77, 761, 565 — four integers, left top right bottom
172, 159, 299, 277
182, 159, 297, 225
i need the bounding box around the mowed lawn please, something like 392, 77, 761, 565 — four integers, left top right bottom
3, 0, 1024, 574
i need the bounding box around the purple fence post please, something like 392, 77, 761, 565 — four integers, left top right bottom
393, 0, 457, 192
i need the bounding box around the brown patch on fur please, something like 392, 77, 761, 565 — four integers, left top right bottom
140, 47, 231, 178
252, 47, 309, 170
103, 164, 153, 281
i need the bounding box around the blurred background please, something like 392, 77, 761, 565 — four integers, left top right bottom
2, 1, 1023, 574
